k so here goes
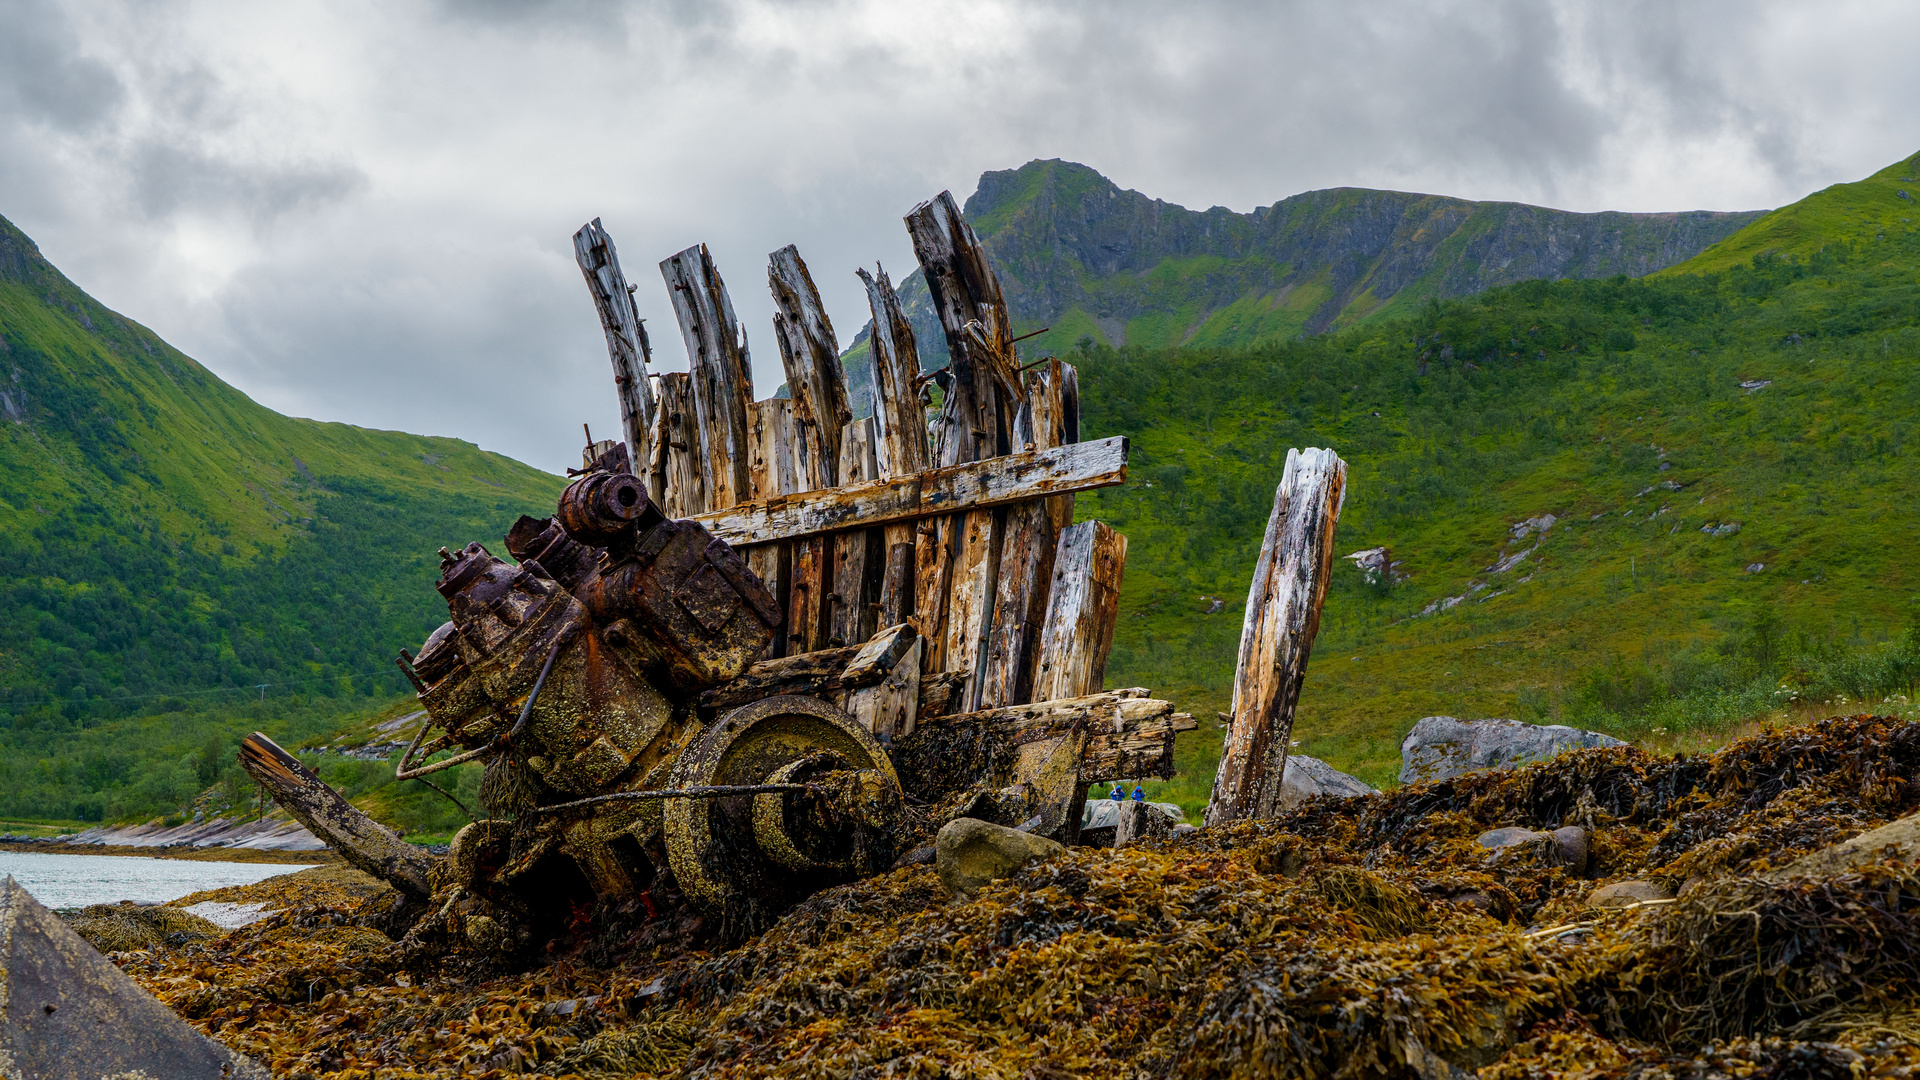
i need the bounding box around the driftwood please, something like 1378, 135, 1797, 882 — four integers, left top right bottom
661, 244, 754, 510
1205, 448, 1347, 826
1030, 520, 1127, 701
573, 219, 657, 486
238, 732, 436, 898
700, 436, 1127, 546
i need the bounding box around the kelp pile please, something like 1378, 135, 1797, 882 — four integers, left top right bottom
90, 715, 1920, 1078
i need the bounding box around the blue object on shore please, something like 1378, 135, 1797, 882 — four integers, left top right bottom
1131, 786, 1146, 802
1109, 784, 1125, 801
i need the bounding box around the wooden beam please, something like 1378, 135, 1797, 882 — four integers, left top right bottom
1205, 447, 1347, 827
661, 244, 754, 510
238, 732, 436, 899
889, 690, 1197, 794
768, 245, 851, 490
1030, 520, 1127, 702
830, 418, 882, 647
846, 638, 921, 742
979, 360, 1075, 709
695, 435, 1126, 546
652, 372, 704, 517
573, 219, 657, 488
746, 398, 801, 654
857, 264, 930, 480
700, 623, 916, 713
904, 191, 1018, 466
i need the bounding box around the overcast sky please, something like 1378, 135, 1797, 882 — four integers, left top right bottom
3, 0, 1917, 474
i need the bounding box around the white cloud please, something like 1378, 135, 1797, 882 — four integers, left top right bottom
2, 0, 1916, 472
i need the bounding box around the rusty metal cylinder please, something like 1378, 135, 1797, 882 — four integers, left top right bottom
557, 470, 658, 545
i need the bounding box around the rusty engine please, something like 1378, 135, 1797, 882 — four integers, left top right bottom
396, 447, 906, 944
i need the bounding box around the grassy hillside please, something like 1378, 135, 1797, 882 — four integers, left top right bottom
1081, 151, 1920, 814
0, 213, 564, 821
1669, 152, 1920, 275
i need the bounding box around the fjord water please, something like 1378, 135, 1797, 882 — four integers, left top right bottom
0, 851, 313, 909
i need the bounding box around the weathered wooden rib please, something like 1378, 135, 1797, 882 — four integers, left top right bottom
857, 264, 930, 479
238, 732, 436, 899
1205, 447, 1347, 827
653, 372, 704, 517
829, 419, 882, 647
905, 191, 1018, 466
701, 623, 917, 713
846, 637, 921, 741
661, 244, 754, 510
1030, 520, 1127, 702
979, 360, 1075, 709
695, 435, 1127, 546
768, 245, 851, 490
746, 398, 799, 653
573, 219, 657, 487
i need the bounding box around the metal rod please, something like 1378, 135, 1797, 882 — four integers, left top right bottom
1010, 325, 1051, 345
529, 783, 812, 813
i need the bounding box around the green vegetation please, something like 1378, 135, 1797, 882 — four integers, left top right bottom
1073, 154, 1920, 816
0, 212, 562, 823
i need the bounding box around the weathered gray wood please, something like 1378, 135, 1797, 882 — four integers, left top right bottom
702, 435, 1125, 546
574, 219, 657, 489
904, 191, 1019, 467
788, 535, 830, 654
769, 245, 851, 490
661, 244, 754, 510
913, 516, 954, 669
583, 437, 622, 473
979, 361, 1074, 708
891, 690, 1196, 790
879, 540, 914, 628
239, 732, 436, 898
652, 373, 704, 517
846, 637, 921, 742
857, 264, 930, 479
700, 624, 914, 713
1205, 447, 1347, 827
841, 622, 917, 684
746, 398, 802, 654
1030, 520, 1128, 702
830, 418, 882, 647
946, 507, 1003, 711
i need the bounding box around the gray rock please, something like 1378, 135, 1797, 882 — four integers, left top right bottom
1400, 717, 1624, 784
0, 877, 269, 1079
1474, 825, 1589, 873
935, 818, 1065, 896
1082, 799, 1185, 830
1277, 754, 1378, 811
1589, 880, 1671, 908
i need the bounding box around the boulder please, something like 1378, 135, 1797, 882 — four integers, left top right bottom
0, 878, 268, 1079
935, 818, 1065, 896
1474, 825, 1588, 874
1400, 717, 1623, 784
1082, 799, 1185, 831
1589, 880, 1671, 908
1278, 755, 1378, 811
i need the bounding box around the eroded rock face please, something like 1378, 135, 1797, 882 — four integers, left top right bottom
1400, 717, 1623, 784
0, 878, 267, 1080
1278, 754, 1378, 811
935, 818, 1065, 896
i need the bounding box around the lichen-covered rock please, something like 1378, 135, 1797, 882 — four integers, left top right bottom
935, 818, 1064, 895
64, 903, 225, 953
1278, 754, 1378, 810
1589, 880, 1671, 908
1475, 825, 1589, 874
0, 878, 268, 1079
1401, 717, 1623, 783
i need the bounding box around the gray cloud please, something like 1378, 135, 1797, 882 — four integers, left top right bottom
1, 0, 1916, 474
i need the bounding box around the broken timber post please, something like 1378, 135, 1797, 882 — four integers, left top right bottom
238, 732, 437, 899
768, 245, 852, 490
661, 244, 755, 511
858, 263, 935, 645
573, 219, 657, 490
1030, 520, 1127, 701
1204, 447, 1347, 826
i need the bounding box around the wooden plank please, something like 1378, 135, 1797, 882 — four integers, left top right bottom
697, 435, 1126, 545
1030, 520, 1128, 702
573, 219, 657, 488
878, 540, 914, 628
857, 264, 930, 479
652, 372, 704, 517
846, 638, 921, 742
701, 624, 914, 714
787, 535, 830, 654
1205, 448, 1347, 827
768, 245, 851, 489
239, 732, 436, 898
830, 419, 882, 647
946, 507, 1003, 711
660, 244, 754, 510
746, 399, 801, 654
979, 361, 1074, 708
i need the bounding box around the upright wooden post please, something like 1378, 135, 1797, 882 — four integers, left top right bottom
859, 263, 931, 646
1205, 448, 1347, 827
573, 219, 657, 489
651, 373, 704, 517
768, 245, 852, 490
1030, 520, 1127, 701
979, 359, 1075, 708
661, 244, 754, 510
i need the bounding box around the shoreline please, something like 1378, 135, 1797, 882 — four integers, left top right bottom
0, 840, 338, 865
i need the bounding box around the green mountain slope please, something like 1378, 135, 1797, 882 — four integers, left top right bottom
1662, 152, 1920, 275
1074, 151, 1920, 813
840, 160, 1763, 393
0, 213, 564, 820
